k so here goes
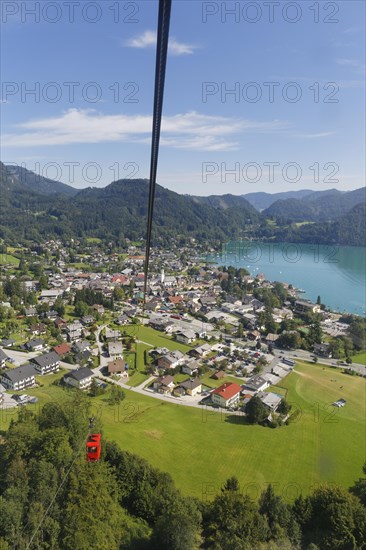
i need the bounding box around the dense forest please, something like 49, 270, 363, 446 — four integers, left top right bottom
0, 396, 365, 549
0, 162, 365, 247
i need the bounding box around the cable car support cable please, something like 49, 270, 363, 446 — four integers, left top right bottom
143, 0, 172, 304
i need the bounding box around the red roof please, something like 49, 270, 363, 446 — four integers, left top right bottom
112, 275, 127, 283
212, 382, 242, 401
169, 296, 183, 304
54, 343, 71, 356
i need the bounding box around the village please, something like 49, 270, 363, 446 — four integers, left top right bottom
0, 238, 364, 422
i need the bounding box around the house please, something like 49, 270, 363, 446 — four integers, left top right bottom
29, 323, 47, 336
247, 330, 260, 341
265, 333, 279, 345
25, 307, 37, 317
39, 289, 62, 302
63, 366, 93, 390
81, 315, 95, 326
72, 340, 91, 354
257, 391, 282, 412
31, 351, 60, 375
107, 358, 127, 375
190, 343, 211, 358
66, 321, 83, 341
175, 330, 196, 345
1, 339, 15, 348
211, 382, 242, 408
92, 304, 105, 315
25, 339, 45, 352
182, 360, 200, 376
153, 375, 175, 394
0, 349, 9, 368
53, 343, 71, 357
295, 300, 321, 314
179, 378, 202, 396
149, 318, 171, 331
314, 343, 332, 358
108, 341, 123, 359
244, 375, 269, 392
157, 350, 185, 370
54, 317, 67, 330
0, 364, 37, 391
115, 314, 129, 326
105, 327, 121, 340
211, 370, 225, 380
44, 310, 58, 321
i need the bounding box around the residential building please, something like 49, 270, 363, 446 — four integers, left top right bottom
107, 359, 127, 375
211, 382, 242, 408
295, 300, 321, 314
63, 367, 93, 390
175, 330, 196, 345
31, 351, 60, 375
0, 364, 37, 391
244, 375, 269, 392
25, 339, 45, 352
179, 378, 202, 396
153, 375, 175, 394
0, 349, 9, 368
108, 341, 123, 359
157, 350, 185, 370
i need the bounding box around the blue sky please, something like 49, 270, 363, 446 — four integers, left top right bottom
1, 0, 365, 195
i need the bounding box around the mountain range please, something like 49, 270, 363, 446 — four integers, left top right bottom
0, 162, 364, 247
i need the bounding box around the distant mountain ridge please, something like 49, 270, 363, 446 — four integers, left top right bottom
263, 187, 366, 222
0, 162, 364, 246
242, 189, 315, 210
4, 164, 78, 197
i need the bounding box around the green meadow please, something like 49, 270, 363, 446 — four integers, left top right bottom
1, 361, 364, 501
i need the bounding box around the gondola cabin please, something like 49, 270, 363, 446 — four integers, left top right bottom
86, 434, 101, 462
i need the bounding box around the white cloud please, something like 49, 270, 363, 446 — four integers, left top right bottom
126, 30, 196, 56
3, 109, 289, 151
336, 58, 365, 74
296, 132, 336, 139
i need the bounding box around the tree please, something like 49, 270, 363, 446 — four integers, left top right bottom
74, 300, 89, 317
350, 462, 366, 506
277, 398, 291, 415
62, 461, 125, 550
245, 396, 268, 424
108, 385, 125, 405
300, 485, 366, 549
222, 476, 240, 492
89, 378, 105, 397
153, 512, 198, 550
259, 484, 301, 545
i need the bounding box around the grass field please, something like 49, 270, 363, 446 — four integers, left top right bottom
1, 361, 364, 501
0, 254, 19, 266
352, 351, 366, 365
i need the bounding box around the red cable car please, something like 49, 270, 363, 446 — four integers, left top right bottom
86, 433, 101, 462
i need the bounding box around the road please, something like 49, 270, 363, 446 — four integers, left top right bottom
272, 348, 366, 376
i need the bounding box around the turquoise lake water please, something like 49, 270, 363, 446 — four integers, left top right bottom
208, 242, 366, 316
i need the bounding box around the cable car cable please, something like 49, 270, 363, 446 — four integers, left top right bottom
143, 0, 172, 305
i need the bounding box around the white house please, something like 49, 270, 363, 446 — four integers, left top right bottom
63, 367, 93, 390
0, 364, 37, 391
211, 382, 242, 408
31, 351, 60, 375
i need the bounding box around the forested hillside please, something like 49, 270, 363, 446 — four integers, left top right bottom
0, 162, 364, 247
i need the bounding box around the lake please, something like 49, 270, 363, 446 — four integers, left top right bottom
207, 242, 366, 316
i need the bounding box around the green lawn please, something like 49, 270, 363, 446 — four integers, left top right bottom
123, 325, 192, 354
1, 361, 364, 502
352, 351, 366, 365
0, 254, 20, 266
